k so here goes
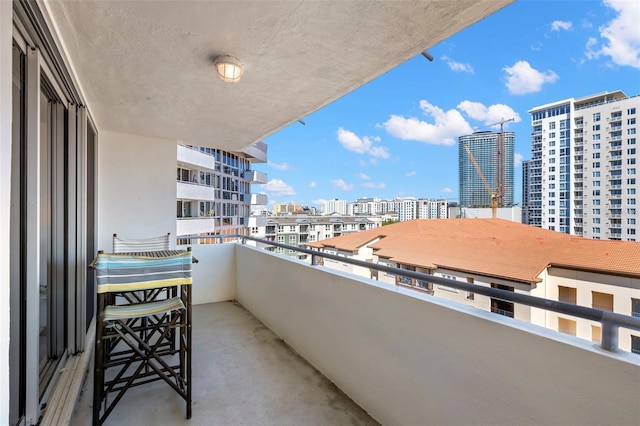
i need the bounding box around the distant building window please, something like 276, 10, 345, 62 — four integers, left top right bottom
592, 325, 601, 344
632, 298, 640, 317
632, 336, 640, 355
558, 317, 577, 336
466, 277, 475, 301
558, 286, 577, 304
629, 108, 637, 115
592, 291, 613, 312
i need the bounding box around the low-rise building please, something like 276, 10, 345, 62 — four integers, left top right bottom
250, 215, 382, 261
309, 218, 640, 353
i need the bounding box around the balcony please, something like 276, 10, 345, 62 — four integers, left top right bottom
177, 145, 217, 170
176, 217, 215, 236
241, 141, 268, 164
250, 193, 268, 205
243, 169, 268, 184
65, 243, 640, 426
72, 301, 376, 426
177, 181, 217, 201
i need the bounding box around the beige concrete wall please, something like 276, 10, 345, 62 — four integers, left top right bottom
546, 267, 640, 352
235, 244, 640, 426
97, 130, 177, 252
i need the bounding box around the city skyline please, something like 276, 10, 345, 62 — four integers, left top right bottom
256, 0, 640, 208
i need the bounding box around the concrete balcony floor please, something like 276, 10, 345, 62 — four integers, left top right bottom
71, 302, 378, 426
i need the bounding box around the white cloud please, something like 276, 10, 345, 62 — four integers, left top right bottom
337, 128, 390, 159
514, 153, 524, 167
457, 101, 521, 127
357, 173, 370, 180
441, 187, 452, 193
268, 161, 290, 171
405, 171, 416, 177
503, 61, 559, 95
383, 100, 474, 146
441, 55, 474, 73
308, 181, 316, 188
331, 179, 354, 191
264, 179, 295, 196
362, 182, 386, 189
312, 198, 327, 205
585, 0, 640, 68
551, 20, 572, 31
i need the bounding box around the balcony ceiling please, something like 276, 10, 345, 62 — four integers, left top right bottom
45, 1, 513, 151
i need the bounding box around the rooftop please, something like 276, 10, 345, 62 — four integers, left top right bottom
308, 219, 640, 283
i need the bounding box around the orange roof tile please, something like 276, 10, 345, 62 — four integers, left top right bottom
308, 219, 640, 283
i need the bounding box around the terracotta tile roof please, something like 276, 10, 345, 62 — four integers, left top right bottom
308, 219, 640, 283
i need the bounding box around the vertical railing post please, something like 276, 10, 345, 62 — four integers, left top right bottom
311, 254, 318, 266
241, 236, 247, 245
600, 320, 619, 352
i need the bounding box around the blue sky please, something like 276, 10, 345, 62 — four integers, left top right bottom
256, 0, 640, 209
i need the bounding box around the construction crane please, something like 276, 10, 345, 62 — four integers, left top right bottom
473, 117, 514, 207
464, 144, 502, 219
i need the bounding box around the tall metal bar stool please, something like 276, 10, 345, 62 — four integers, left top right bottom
93, 249, 192, 425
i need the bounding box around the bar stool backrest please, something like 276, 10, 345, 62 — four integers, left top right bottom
112, 233, 171, 253
95, 250, 192, 294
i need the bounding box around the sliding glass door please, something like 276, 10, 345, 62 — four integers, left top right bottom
11, 4, 97, 421
38, 82, 68, 396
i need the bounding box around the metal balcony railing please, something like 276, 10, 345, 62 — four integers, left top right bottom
178, 234, 640, 354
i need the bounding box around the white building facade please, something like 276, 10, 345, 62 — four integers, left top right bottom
177, 143, 268, 242
321, 198, 348, 215
348, 198, 448, 220
526, 91, 639, 240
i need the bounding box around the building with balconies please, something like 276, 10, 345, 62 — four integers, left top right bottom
4, 2, 640, 426
526, 91, 639, 240
177, 144, 268, 242
249, 215, 382, 261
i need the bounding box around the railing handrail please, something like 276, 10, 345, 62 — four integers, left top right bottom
178, 234, 640, 353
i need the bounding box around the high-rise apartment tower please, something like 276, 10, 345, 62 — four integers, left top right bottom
459, 131, 515, 208
525, 90, 639, 240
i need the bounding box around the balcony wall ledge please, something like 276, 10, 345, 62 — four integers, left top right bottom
234, 243, 640, 426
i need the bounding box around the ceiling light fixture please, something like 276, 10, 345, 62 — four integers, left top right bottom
214, 55, 244, 83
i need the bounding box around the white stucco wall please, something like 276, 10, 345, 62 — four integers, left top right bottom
179, 243, 236, 305
235, 245, 640, 426
1, 3, 13, 422
97, 131, 177, 252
